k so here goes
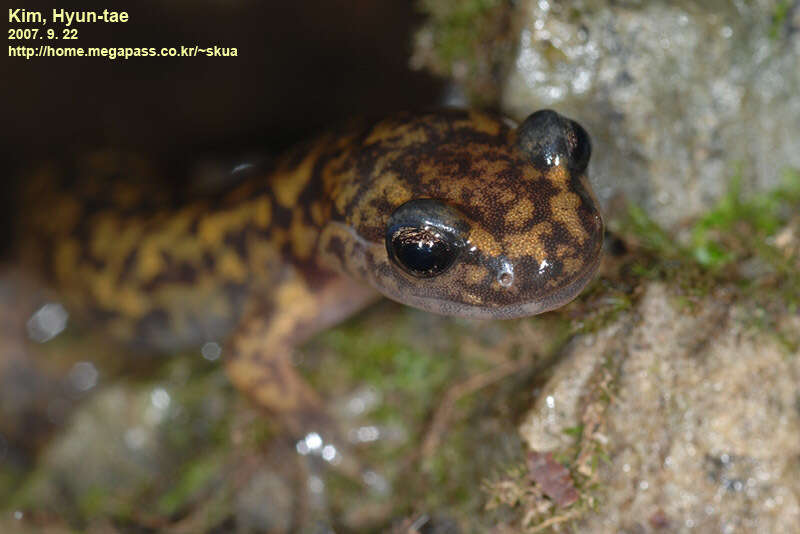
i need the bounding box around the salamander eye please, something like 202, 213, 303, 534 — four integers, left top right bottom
388, 227, 457, 277
566, 119, 591, 172
516, 109, 592, 172
385, 199, 468, 279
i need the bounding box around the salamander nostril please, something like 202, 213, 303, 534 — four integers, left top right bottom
496, 259, 514, 288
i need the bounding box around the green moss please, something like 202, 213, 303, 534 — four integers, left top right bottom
78, 486, 115, 520
623, 203, 683, 258
311, 306, 536, 529
769, 0, 792, 40
414, 0, 512, 103
156, 453, 225, 517
313, 310, 456, 428
618, 168, 800, 300
571, 289, 633, 336
0, 464, 26, 506
455, 340, 620, 530
612, 167, 800, 357
419, 0, 503, 65
690, 170, 800, 268
563, 425, 584, 439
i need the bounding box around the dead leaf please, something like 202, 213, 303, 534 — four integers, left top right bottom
527, 451, 579, 508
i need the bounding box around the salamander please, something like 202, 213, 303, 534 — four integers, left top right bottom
15, 109, 603, 435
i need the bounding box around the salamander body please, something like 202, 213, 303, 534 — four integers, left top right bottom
16, 109, 603, 431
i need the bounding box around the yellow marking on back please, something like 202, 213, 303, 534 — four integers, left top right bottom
253, 196, 272, 228
473, 157, 511, 178
89, 213, 119, 260
115, 286, 148, 317
218, 250, 248, 283
91, 271, 117, 309
137, 245, 165, 281
273, 147, 321, 207
365, 121, 429, 148
415, 158, 447, 183
309, 202, 325, 227
465, 111, 502, 136
55, 239, 80, 283
198, 203, 256, 247
289, 211, 317, 260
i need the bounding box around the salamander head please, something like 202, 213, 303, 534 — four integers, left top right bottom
325, 109, 603, 319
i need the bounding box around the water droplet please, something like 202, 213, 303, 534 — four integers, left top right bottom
26, 302, 69, 343
538, 258, 550, 275
201, 341, 222, 361
308, 475, 324, 494
150, 388, 171, 410
363, 470, 390, 495
125, 427, 147, 450
352, 425, 380, 443
296, 440, 310, 455
67, 361, 98, 392
321, 444, 337, 462
231, 162, 254, 174
304, 432, 322, 451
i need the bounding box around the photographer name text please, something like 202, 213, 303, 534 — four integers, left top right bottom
9, 8, 129, 26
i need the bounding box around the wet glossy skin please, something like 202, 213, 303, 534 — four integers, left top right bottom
320, 109, 603, 318
16, 109, 603, 432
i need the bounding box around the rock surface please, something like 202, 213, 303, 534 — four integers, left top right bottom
519, 283, 800, 532
497, 0, 800, 226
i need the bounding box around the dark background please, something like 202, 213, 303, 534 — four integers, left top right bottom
2, 0, 442, 253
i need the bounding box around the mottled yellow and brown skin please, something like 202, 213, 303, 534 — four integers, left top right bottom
15, 109, 603, 433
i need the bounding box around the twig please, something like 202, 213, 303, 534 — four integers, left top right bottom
527, 510, 578, 533
421, 358, 531, 459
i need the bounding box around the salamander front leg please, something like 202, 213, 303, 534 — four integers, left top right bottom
224, 271, 378, 439
224, 314, 325, 437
